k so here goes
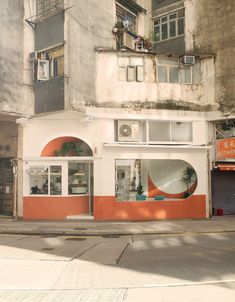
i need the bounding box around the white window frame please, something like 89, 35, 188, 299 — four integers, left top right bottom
153, 9, 185, 42
157, 59, 179, 83
115, 120, 193, 144
118, 57, 144, 82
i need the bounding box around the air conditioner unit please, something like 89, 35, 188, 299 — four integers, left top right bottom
117, 121, 140, 142
29, 51, 39, 61
119, 32, 136, 50
181, 55, 195, 65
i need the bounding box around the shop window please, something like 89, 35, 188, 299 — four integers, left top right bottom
27, 165, 62, 195
115, 159, 197, 201
118, 56, 144, 82
154, 9, 185, 42
68, 162, 88, 195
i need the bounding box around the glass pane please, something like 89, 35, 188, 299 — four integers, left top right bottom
28, 166, 48, 195
115, 159, 197, 201
115, 159, 141, 201
50, 166, 62, 195
169, 13, 177, 20
161, 23, 168, 40
129, 57, 143, 66
158, 58, 178, 65
178, 9, 185, 17
161, 16, 167, 22
169, 67, 179, 83
181, 67, 192, 84
178, 17, 184, 35
68, 162, 88, 195
154, 25, 160, 42
154, 19, 160, 25
158, 66, 168, 82
171, 122, 193, 142
149, 121, 171, 141
118, 66, 126, 81
170, 21, 176, 37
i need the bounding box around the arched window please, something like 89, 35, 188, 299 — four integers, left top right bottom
41, 136, 93, 157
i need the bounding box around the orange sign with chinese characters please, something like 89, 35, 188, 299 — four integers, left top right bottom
216, 138, 235, 160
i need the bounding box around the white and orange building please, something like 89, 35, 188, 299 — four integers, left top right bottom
12, 0, 228, 220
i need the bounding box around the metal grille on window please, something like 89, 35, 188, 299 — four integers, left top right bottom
36, 0, 64, 19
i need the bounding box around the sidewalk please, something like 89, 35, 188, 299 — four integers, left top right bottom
0, 216, 234, 236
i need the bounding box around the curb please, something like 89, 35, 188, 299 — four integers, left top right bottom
0, 230, 235, 237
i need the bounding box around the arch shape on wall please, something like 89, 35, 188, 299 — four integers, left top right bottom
41, 136, 93, 157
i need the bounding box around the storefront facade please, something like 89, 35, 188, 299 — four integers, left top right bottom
19, 111, 210, 220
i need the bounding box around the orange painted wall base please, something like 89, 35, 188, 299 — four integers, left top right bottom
23, 196, 89, 219
94, 195, 207, 220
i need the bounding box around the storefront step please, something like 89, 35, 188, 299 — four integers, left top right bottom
66, 214, 94, 220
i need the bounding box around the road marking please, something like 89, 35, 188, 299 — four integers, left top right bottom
144, 279, 235, 288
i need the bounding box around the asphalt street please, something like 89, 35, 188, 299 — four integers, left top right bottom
0, 232, 235, 301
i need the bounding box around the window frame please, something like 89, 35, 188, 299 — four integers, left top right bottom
153, 9, 185, 42
118, 56, 144, 82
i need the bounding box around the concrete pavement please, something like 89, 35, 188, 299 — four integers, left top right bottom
0, 216, 235, 236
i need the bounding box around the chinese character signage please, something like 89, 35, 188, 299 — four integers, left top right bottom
216, 138, 235, 160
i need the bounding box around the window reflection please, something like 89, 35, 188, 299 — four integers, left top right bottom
68, 162, 88, 195
115, 159, 197, 201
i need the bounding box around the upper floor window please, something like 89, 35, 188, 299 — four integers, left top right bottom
154, 9, 184, 42
115, 120, 193, 143
36, 0, 64, 19
118, 57, 144, 82
116, 3, 137, 34
157, 58, 201, 85
33, 46, 64, 81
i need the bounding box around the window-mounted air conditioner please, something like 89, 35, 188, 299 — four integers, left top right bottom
117, 120, 140, 142
181, 55, 195, 65
29, 51, 39, 61
119, 32, 136, 50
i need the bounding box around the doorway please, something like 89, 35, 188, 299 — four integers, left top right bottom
0, 158, 14, 216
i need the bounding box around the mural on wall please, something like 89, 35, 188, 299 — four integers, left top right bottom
115, 159, 197, 201
147, 160, 197, 199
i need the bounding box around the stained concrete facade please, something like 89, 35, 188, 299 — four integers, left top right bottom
65, 0, 116, 111
0, 0, 34, 116
192, 0, 235, 113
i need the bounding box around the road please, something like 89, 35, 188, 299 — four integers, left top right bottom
0, 232, 235, 301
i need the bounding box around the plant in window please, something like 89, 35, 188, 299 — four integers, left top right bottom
180, 166, 196, 198
112, 21, 125, 35
54, 142, 82, 156
136, 184, 146, 200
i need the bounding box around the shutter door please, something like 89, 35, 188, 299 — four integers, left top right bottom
211, 170, 235, 214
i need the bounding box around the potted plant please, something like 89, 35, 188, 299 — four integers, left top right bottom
136, 184, 146, 200
180, 167, 195, 198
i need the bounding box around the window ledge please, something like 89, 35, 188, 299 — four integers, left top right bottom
104, 143, 210, 149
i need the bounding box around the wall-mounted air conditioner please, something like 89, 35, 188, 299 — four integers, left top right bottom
119, 32, 136, 50
29, 51, 39, 61
117, 120, 140, 142
181, 55, 195, 65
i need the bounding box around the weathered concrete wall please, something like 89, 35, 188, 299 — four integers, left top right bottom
192, 0, 235, 113
0, 122, 17, 157
95, 51, 215, 111
0, 0, 33, 115
64, 0, 116, 110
